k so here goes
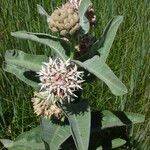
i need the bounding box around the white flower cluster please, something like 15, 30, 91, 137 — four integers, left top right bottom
32, 91, 62, 119
37, 57, 84, 104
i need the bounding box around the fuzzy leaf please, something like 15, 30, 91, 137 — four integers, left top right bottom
3, 62, 40, 90
11, 31, 68, 61
91, 16, 123, 61
0, 127, 44, 150
96, 138, 126, 150
102, 110, 145, 129
63, 101, 91, 150
37, 4, 49, 17
22, 32, 65, 41
74, 55, 127, 96
40, 118, 71, 150
79, 0, 92, 34
5, 50, 48, 72
0, 139, 14, 148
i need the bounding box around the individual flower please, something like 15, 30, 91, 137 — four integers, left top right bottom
37, 57, 84, 104
68, 0, 80, 10
47, 2, 80, 36
32, 91, 63, 119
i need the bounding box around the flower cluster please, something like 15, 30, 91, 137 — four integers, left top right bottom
47, 0, 96, 36
32, 91, 62, 119
47, 2, 80, 36
68, 0, 96, 25
37, 57, 84, 104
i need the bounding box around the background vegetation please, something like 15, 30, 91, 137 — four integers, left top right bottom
0, 0, 150, 149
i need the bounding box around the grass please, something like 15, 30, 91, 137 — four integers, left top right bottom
0, 0, 150, 149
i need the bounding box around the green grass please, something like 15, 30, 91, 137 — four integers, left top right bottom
0, 0, 150, 149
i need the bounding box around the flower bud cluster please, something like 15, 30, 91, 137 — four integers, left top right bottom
47, 3, 80, 36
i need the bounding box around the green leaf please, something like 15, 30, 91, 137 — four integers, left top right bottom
0, 127, 45, 150
0, 139, 14, 149
111, 138, 126, 149
63, 101, 91, 150
5, 50, 48, 72
96, 138, 126, 150
102, 110, 145, 129
79, 0, 92, 34
11, 31, 68, 61
21, 32, 65, 42
92, 16, 123, 61
3, 62, 40, 90
74, 55, 127, 96
41, 118, 71, 150
37, 4, 49, 17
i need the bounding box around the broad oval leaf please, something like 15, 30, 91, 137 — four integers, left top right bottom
40, 118, 71, 150
79, 0, 92, 34
91, 16, 123, 61
63, 101, 91, 150
5, 50, 48, 72
102, 110, 145, 129
3, 62, 40, 90
74, 55, 127, 96
11, 31, 68, 61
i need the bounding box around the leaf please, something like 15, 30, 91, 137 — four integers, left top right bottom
111, 138, 126, 149
37, 4, 49, 17
74, 55, 127, 96
5, 50, 48, 72
3, 62, 40, 90
63, 101, 91, 150
40, 118, 71, 150
91, 16, 123, 61
11, 31, 68, 61
79, 0, 92, 34
0, 127, 45, 150
96, 138, 126, 150
0, 139, 14, 148
22, 32, 65, 42
101, 110, 145, 129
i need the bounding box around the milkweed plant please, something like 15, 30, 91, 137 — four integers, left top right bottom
1, 0, 145, 149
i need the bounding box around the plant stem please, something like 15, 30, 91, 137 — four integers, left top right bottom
69, 34, 78, 59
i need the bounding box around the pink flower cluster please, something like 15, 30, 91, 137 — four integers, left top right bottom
37, 57, 84, 103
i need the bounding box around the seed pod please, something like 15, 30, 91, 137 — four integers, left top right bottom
47, 2, 80, 36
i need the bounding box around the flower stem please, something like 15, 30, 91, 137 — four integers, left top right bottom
69, 35, 77, 59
